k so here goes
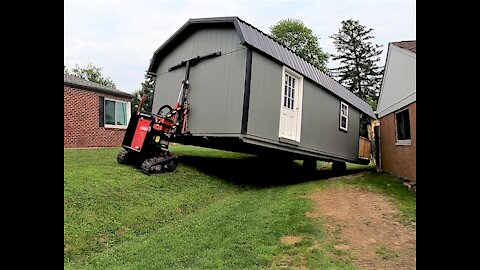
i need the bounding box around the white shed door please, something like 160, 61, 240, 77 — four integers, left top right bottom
279, 68, 303, 141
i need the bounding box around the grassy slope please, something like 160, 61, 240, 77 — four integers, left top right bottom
64, 145, 415, 269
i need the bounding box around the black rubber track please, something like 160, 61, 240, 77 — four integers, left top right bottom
116, 149, 130, 164
140, 154, 179, 175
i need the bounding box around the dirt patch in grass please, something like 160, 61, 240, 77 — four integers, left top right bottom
328, 172, 364, 181
269, 254, 308, 270
334, 244, 351, 251
305, 187, 416, 270
281, 235, 302, 245
98, 234, 109, 244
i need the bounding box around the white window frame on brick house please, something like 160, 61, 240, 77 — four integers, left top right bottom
395, 107, 411, 146
339, 101, 348, 132
104, 98, 131, 129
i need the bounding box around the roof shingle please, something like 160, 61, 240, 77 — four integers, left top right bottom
392, 40, 416, 53
64, 74, 132, 98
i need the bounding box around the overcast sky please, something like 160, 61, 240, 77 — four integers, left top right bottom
64, 0, 415, 93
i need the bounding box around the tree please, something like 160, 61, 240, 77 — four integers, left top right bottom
131, 72, 155, 114
330, 19, 383, 107
69, 63, 117, 88
64, 65, 69, 75
270, 19, 329, 72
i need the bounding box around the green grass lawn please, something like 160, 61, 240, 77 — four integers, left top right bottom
64, 145, 415, 269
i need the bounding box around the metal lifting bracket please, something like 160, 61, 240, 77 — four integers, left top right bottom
168, 51, 222, 79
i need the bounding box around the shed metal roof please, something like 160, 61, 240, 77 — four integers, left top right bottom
64, 74, 133, 98
148, 16, 375, 118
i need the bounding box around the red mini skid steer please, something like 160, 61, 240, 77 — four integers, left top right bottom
117, 51, 221, 175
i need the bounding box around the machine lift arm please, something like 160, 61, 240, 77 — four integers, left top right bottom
165, 51, 222, 135
117, 51, 222, 175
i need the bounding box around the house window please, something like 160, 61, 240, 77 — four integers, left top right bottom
395, 108, 411, 144
339, 101, 348, 131
105, 98, 129, 128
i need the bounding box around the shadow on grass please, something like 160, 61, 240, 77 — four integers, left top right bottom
179, 155, 371, 187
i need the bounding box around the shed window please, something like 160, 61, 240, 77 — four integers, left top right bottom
395, 108, 411, 142
340, 102, 348, 131
283, 73, 296, 110
105, 99, 130, 128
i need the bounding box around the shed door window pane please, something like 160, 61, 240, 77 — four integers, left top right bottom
105, 100, 116, 125
340, 102, 348, 131
117, 102, 127, 125
396, 109, 411, 140
283, 73, 296, 110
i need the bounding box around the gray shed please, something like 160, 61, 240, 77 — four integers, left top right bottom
148, 17, 375, 165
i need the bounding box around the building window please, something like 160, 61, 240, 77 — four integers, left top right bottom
283, 72, 296, 110
339, 101, 348, 131
395, 108, 411, 143
105, 98, 130, 128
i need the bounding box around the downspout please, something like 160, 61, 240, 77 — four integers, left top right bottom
374, 111, 382, 172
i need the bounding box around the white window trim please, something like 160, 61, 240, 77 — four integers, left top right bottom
394, 107, 411, 144
104, 98, 131, 129
395, 140, 412, 146
279, 66, 304, 142
339, 101, 348, 132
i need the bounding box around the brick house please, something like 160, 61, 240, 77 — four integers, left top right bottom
64, 74, 133, 148
376, 41, 416, 181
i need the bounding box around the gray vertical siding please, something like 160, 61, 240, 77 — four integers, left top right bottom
301, 80, 360, 159
247, 51, 360, 160
247, 51, 282, 140
148, 17, 374, 117
153, 27, 247, 134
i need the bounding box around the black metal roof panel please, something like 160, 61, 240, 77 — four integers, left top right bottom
148, 16, 375, 118
64, 74, 133, 98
